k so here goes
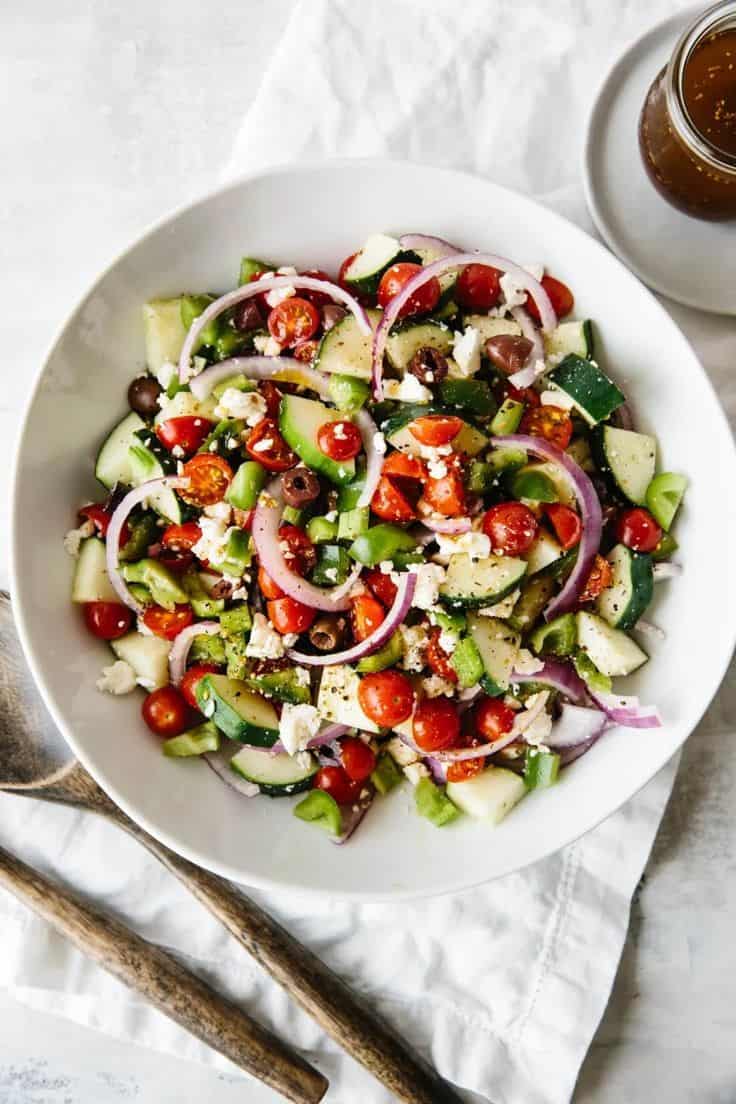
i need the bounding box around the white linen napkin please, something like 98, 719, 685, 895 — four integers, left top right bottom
0, 1, 707, 1101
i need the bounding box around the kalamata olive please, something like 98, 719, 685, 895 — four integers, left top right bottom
281, 467, 321, 507
233, 300, 263, 332
485, 335, 533, 375
210, 577, 235, 600
128, 375, 163, 417
408, 346, 448, 385
308, 615, 347, 652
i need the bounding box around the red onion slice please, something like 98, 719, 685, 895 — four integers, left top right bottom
546, 704, 609, 749
372, 252, 556, 399
398, 234, 460, 257
510, 658, 588, 703
587, 689, 662, 729
507, 305, 546, 387
105, 477, 189, 613
169, 621, 220, 685
420, 515, 473, 535
353, 408, 383, 509
252, 478, 361, 612
408, 690, 551, 763
634, 618, 665, 641
322, 304, 347, 331
179, 276, 371, 384
204, 742, 259, 798
490, 434, 602, 620
332, 784, 375, 845
559, 736, 601, 767
287, 572, 416, 667
190, 357, 332, 402
652, 562, 682, 581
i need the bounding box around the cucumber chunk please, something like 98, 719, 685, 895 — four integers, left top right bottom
547, 354, 624, 425
342, 234, 403, 295
316, 665, 380, 733
467, 614, 520, 695
196, 674, 280, 745
576, 612, 648, 677
385, 320, 454, 373
143, 298, 188, 375
72, 538, 118, 604
446, 766, 527, 824
595, 544, 653, 629
383, 404, 488, 458
279, 393, 356, 485
95, 412, 146, 490
645, 472, 688, 531
544, 320, 594, 360
315, 309, 382, 380
440, 554, 527, 611
523, 530, 564, 577
591, 425, 657, 506
461, 314, 521, 343
230, 746, 317, 797
110, 632, 171, 689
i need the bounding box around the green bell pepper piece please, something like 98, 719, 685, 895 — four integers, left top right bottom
212, 528, 252, 576
645, 472, 688, 531
282, 505, 305, 527
226, 461, 268, 511
238, 256, 276, 285
224, 634, 249, 680
220, 605, 252, 636
651, 531, 679, 562
524, 747, 560, 789
337, 472, 367, 511
509, 468, 559, 503
467, 461, 496, 495
450, 635, 485, 689
312, 544, 351, 586
121, 559, 189, 611
337, 506, 370, 542
370, 752, 403, 795
214, 330, 247, 361
189, 634, 227, 665
211, 373, 256, 399
180, 294, 220, 347
118, 511, 159, 563
163, 720, 220, 758
307, 515, 339, 544
357, 631, 403, 673
415, 778, 461, 827
200, 419, 245, 458
490, 398, 524, 435
530, 612, 577, 657
349, 524, 417, 567
431, 609, 467, 634
328, 374, 371, 412
293, 790, 342, 836
572, 650, 612, 693
181, 571, 225, 618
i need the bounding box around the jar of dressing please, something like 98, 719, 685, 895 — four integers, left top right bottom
639, 0, 736, 220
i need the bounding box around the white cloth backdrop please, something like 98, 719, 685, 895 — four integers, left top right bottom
2, 1, 727, 1102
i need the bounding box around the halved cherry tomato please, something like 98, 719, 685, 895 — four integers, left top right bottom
82, 601, 133, 640
413, 698, 461, 752
267, 297, 320, 347
180, 663, 220, 710
161, 522, 201, 552
317, 420, 363, 461
298, 269, 334, 309
258, 380, 284, 419
408, 414, 463, 447
278, 524, 317, 575
526, 275, 574, 324
338, 252, 359, 289
370, 477, 416, 523
505, 383, 541, 407
371, 452, 427, 522
351, 594, 385, 642
363, 568, 398, 609
483, 502, 538, 555
446, 755, 487, 783
314, 764, 361, 805
293, 339, 320, 364
358, 670, 415, 728
180, 454, 233, 506
544, 504, 582, 550
519, 404, 573, 449
245, 417, 297, 472
340, 736, 376, 783
615, 507, 662, 553
78, 502, 115, 537
578, 554, 614, 604
456, 263, 502, 310
155, 415, 214, 456
258, 565, 285, 600
423, 462, 466, 518
267, 596, 316, 635
381, 453, 427, 481
142, 604, 194, 640
142, 685, 189, 738
474, 697, 516, 742
377, 263, 441, 318
425, 626, 458, 683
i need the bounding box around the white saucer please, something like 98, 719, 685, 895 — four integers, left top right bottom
583, 7, 736, 316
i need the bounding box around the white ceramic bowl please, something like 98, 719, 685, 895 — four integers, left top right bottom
11, 159, 736, 900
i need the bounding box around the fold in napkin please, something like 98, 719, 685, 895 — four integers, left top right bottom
0, 1, 691, 1101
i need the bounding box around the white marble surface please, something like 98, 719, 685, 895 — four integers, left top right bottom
1, 2, 734, 1101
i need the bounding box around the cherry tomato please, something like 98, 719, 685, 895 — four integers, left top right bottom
155, 416, 214, 456
370, 476, 417, 523
340, 736, 377, 783
615, 507, 662, 553
578, 554, 614, 603
358, 670, 415, 728
377, 263, 440, 319
267, 596, 316, 635
338, 252, 359, 288
413, 698, 461, 752
425, 627, 458, 683
142, 686, 190, 738
314, 764, 362, 805
363, 568, 398, 609
446, 756, 486, 783
245, 417, 297, 472
519, 405, 573, 449
423, 463, 466, 518
317, 420, 363, 461
351, 594, 385, 642
82, 601, 133, 640
258, 380, 284, 419
483, 502, 539, 555
267, 297, 320, 348
142, 604, 194, 640
456, 263, 502, 310
298, 268, 334, 308
371, 452, 427, 522
180, 454, 233, 506
180, 663, 220, 710
526, 275, 574, 324
161, 522, 201, 552
474, 697, 516, 742
382, 452, 427, 481
258, 565, 285, 600
544, 504, 582, 550
505, 383, 541, 407
278, 524, 317, 575
408, 415, 463, 447
78, 502, 113, 537
293, 338, 320, 364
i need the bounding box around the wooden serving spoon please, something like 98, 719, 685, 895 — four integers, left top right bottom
0, 593, 463, 1104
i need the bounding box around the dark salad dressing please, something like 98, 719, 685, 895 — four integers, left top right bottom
682, 27, 736, 158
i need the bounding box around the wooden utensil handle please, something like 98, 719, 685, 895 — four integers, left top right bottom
0, 845, 327, 1104
117, 816, 463, 1104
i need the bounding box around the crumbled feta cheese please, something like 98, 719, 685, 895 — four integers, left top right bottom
373, 431, 387, 455
155, 361, 177, 390
253, 334, 283, 357
265, 284, 296, 308
171, 444, 185, 459
324, 510, 338, 523
408, 563, 446, 611
437, 628, 459, 654
214, 387, 268, 426
379, 560, 395, 575
404, 762, 430, 786
422, 674, 456, 698
203, 501, 233, 522
478, 589, 520, 618
230, 585, 249, 601
332, 422, 347, 440
279, 702, 321, 757
251, 437, 273, 453
180, 355, 207, 385
450, 326, 482, 378
96, 660, 137, 695
192, 517, 232, 564
427, 458, 448, 479
63, 520, 95, 556
136, 677, 156, 691
541, 388, 575, 410
245, 613, 286, 660
294, 666, 311, 687
418, 442, 452, 460
276, 265, 298, 276
522, 707, 553, 747
522, 262, 545, 282
382, 376, 433, 404
434, 530, 491, 562
323, 567, 338, 582
514, 648, 546, 675
282, 632, 299, 647
499, 273, 528, 310
386, 736, 419, 766
399, 623, 429, 671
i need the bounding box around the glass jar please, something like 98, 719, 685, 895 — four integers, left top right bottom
639, 0, 736, 220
